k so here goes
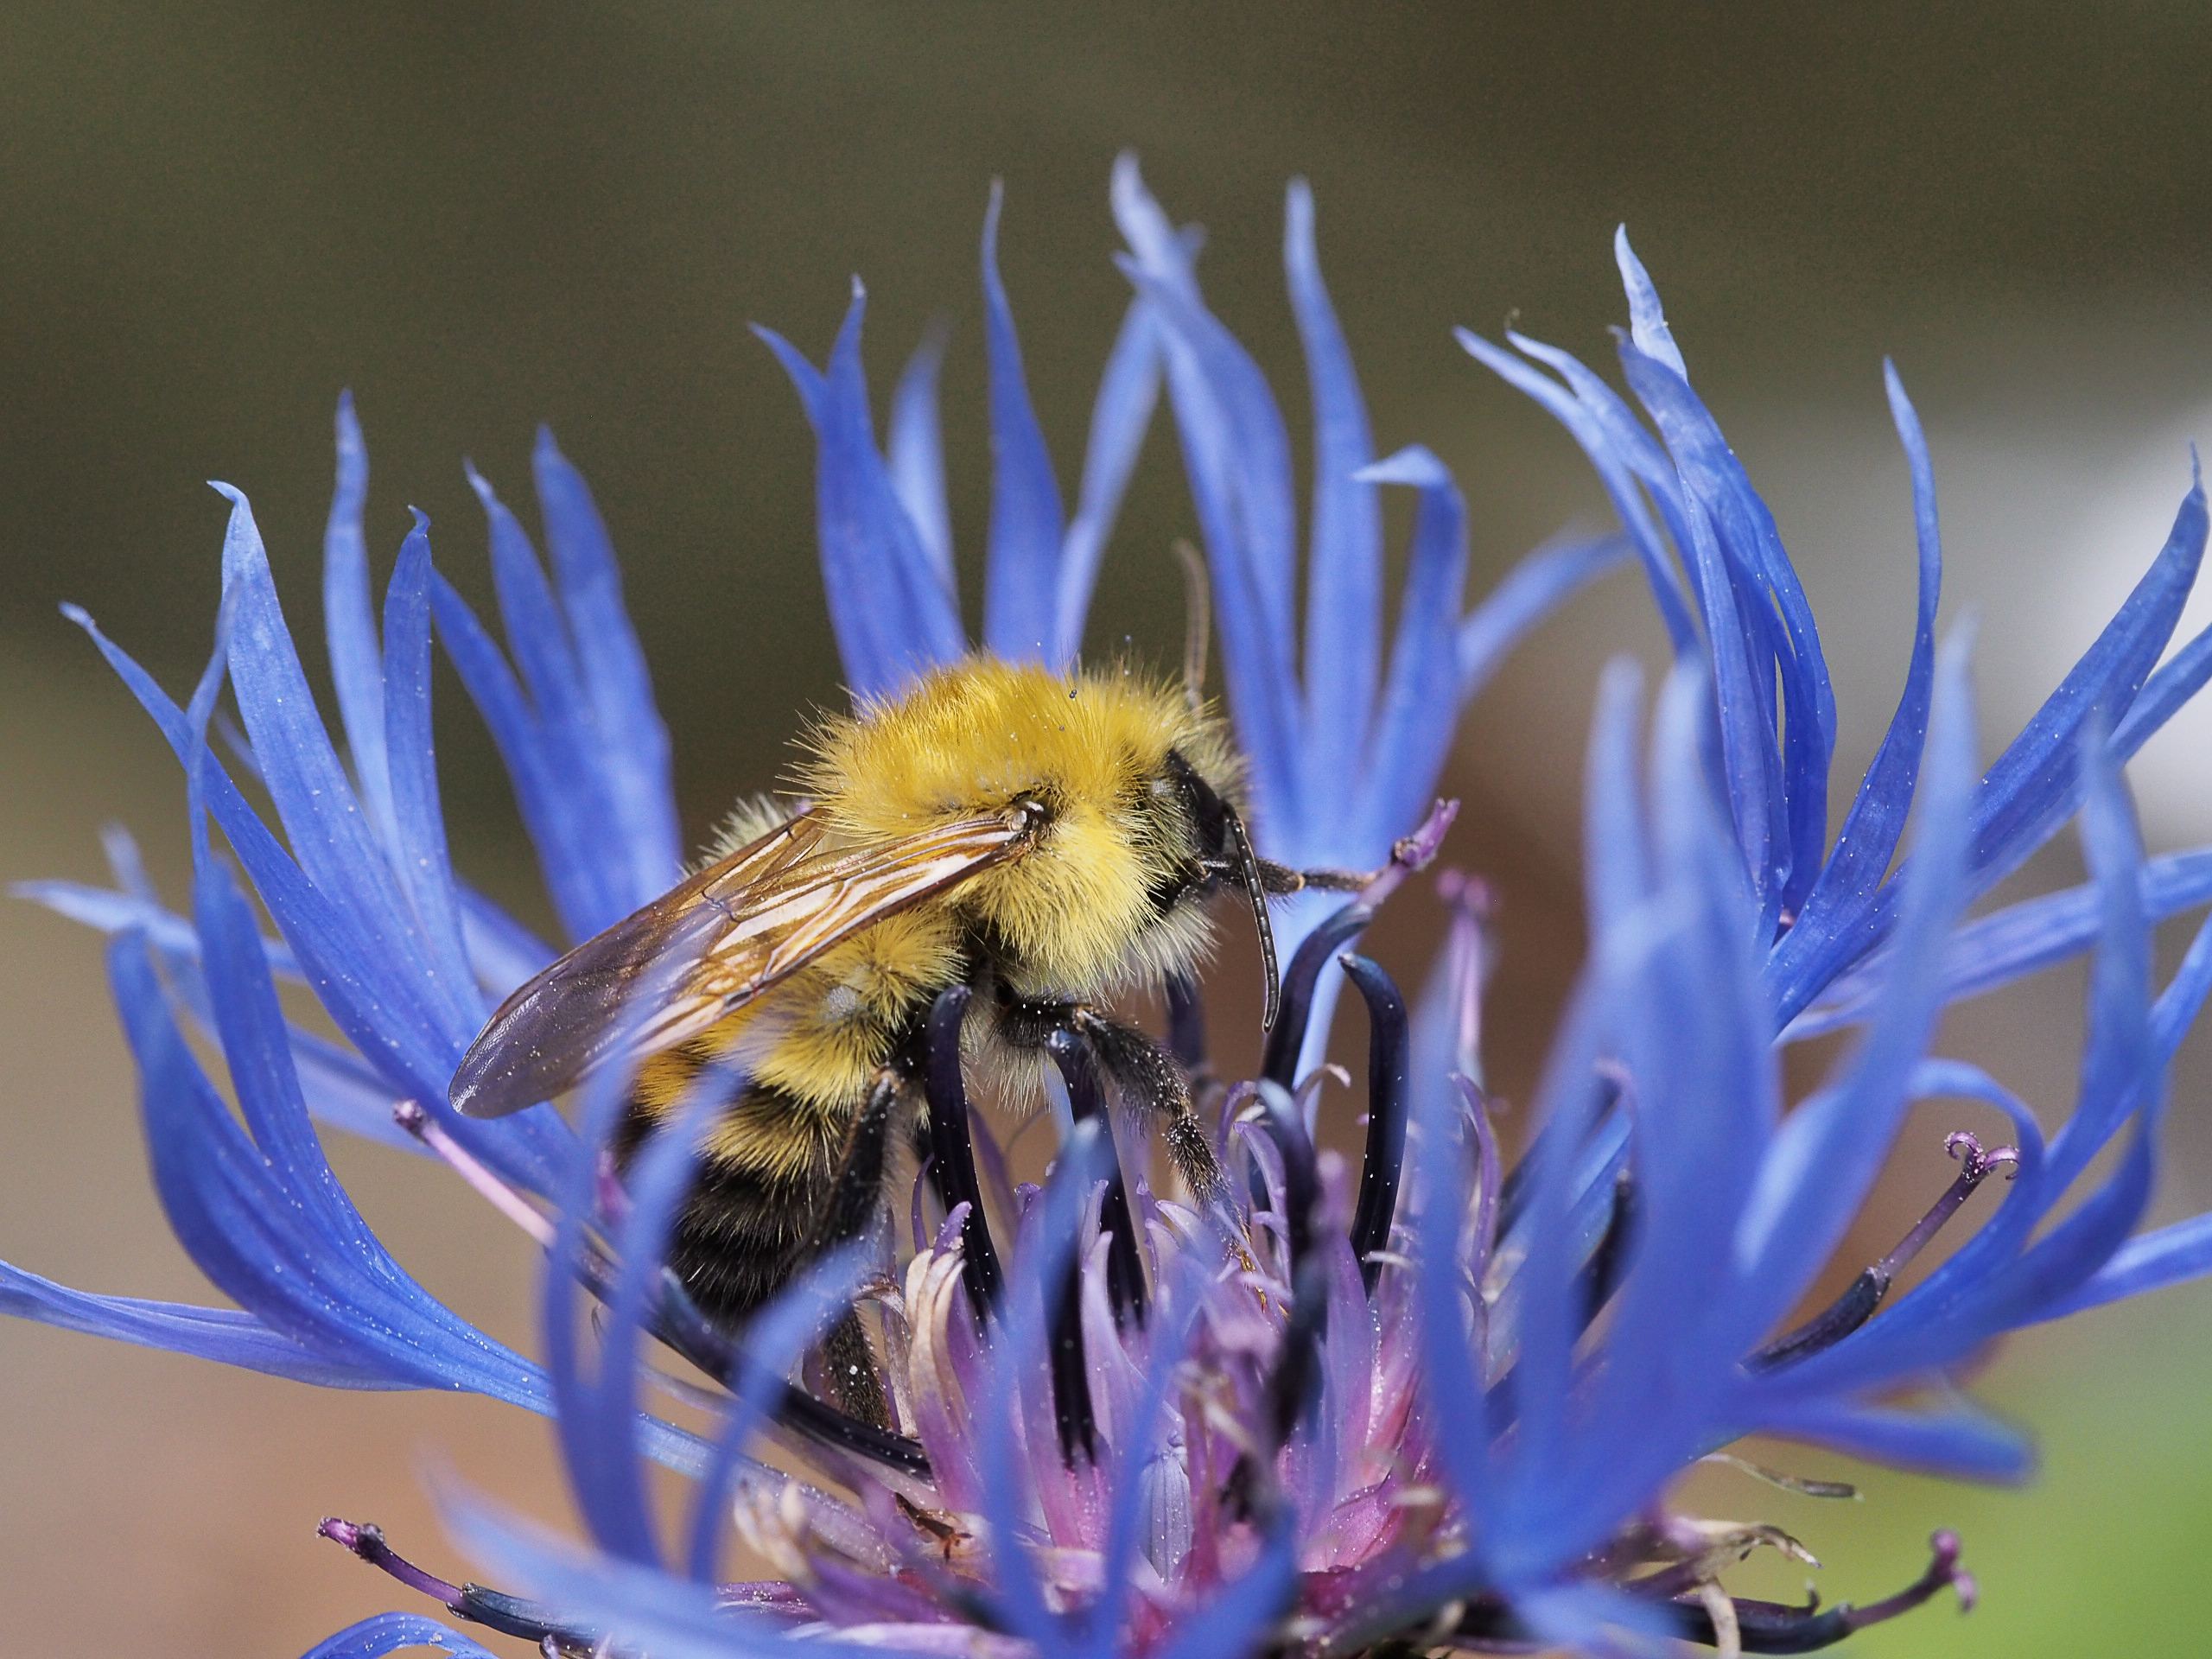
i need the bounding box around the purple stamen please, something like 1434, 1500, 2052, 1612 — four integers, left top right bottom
1876, 1134, 2019, 1282
1249, 1078, 1327, 1445
922, 985, 1003, 1322
317, 1517, 467, 1610
1839, 1529, 1977, 1629
320, 1518, 601, 1649
1261, 903, 1376, 1087
594, 1148, 631, 1231
1454, 1075, 1505, 1285
392, 1100, 555, 1247
1356, 798, 1460, 908
1342, 953, 1410, 1294
1649, 1530, 1973, 1652
1434, 868, 1497, 1086
1046, 1030, 1147, 1324
1752, 1135, 2020, 1374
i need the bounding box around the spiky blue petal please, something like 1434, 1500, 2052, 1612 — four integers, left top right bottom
298, 1612, 505, 1659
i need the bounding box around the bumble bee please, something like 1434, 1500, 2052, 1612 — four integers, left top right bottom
450, 657, 1320, 1351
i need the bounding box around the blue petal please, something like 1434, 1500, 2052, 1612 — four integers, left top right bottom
321, 391, 398, 854
2150, 899, 2212, 1061
111, 920, 537, 1397
1410, 1003, 1504, 1549
1119, 251, 1306, 838
66, 606, 564, 1194
1357, 447, 1467, 850
1612, 226, 1686, 377
972, 1124, 1108, 1646
981, 181, 1067, 663
1553, 664, 1777, 1560
1733, 628, 1977, 1336
0, 1262, 405, 1389
1142, 1526, 1300, 1659
14, 877, 426, 1154
683, 1249, 867, 1581
1613, 336, 1835, 920
1758, 1398, 2033, 1483
887, 320, 954, 588
532, 429, 684, 904
1112, 156, 1304, 830
2037, 1211, 2212, 1319
542, 1065, 667, 1568
468, 460, 633, 936
1786, 846, 2212, 1040
1775, 461, 2205, 1020
429, 569, 622, 949
753, 284, 966, 699
216, 485, 475, 1041
2043, 726, 2154, 1197
1775, 365, 1942, 1009
1779, 729, 2158, 1390
2116, 612, 2212, 756
438, 1482, 872, 1659
1968, 473, 2203, 889
457, 883, 556, 997
1455, 326, 1700, 656
1053, 296, 1164, 664
298, 1612, 505, 1659
381, 512, 480, 1025
14, 878, 296, 980
1285, 179, 1382, 804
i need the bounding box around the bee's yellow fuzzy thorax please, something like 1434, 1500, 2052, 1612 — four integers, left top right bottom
797, 658, 1240, 995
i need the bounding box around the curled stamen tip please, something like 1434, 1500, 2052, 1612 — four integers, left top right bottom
1927, 1530, 1974, 1610
317, 1516, 366, 1550
1943, 1133, 2022, 1181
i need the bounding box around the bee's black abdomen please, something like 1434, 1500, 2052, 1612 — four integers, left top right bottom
664, 1149, 835, 1329
613, 1078, 841, 1332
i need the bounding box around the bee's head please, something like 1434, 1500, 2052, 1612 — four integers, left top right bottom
1157, 748, 1302, 1030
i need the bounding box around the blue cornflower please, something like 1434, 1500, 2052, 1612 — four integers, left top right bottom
6, 162, 2212, 1659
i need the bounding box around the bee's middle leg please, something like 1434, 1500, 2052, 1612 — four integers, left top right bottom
997, 997, 1225, 1205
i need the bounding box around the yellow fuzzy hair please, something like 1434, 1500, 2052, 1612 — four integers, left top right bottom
795, 658, 1242, 999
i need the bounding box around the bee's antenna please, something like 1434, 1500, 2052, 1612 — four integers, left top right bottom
1174, 537, 1211, 713
1224, 805, 1282, 1032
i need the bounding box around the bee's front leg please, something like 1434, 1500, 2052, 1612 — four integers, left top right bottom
995, 995, 1225, 1207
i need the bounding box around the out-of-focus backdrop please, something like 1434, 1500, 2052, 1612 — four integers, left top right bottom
7, 5, 2212, 1653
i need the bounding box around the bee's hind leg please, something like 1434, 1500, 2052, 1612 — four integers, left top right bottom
803, 1066, 905, 1429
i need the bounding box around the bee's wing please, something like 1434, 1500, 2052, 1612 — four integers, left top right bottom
448, 807, 1034, 1118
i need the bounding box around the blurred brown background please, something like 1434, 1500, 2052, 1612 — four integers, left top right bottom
7, 4, 2212, 1654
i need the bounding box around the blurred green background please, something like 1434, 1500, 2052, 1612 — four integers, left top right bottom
6, 3, 2212, 1653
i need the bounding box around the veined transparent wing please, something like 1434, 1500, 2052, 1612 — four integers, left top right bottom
448, 805, 1038, 1118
